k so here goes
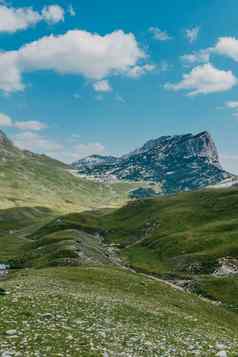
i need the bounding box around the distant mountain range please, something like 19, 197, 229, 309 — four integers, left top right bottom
72, 131, 235, 193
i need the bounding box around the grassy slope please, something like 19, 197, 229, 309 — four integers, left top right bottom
0, 153, 142, 212
0, 267, 238, 356
0, 207, 57, 262
24, 187, 238, 307
1, 188, 238, 310
25, 188, 238, 275
0, 140, 161, 212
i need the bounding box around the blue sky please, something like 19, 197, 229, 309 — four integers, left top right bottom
0, 0, 238, 173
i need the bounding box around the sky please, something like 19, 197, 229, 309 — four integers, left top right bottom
0, 0, 238, 173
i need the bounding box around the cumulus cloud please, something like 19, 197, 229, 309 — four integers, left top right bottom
165, 63, 237, 96
214, 37, 238, 62
13, 131, 106, 163
0, 4, 64, 33
0, 112, 47, 130
0, 29, 146, 93
93, 80, 112, 92
42, 5, 64, 24
149, 27, 172, 41
182, 36, 238, 66
185, 27, 200, 43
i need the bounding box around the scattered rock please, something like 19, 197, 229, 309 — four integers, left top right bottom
216, 351, 227, 357
5, 330, 17, 336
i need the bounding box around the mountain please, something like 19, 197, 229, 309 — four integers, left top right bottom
72, 154, 119, 170
72, 131, 234, 193
0, 130, 144, 212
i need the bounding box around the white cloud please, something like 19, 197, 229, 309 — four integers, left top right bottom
149, 27, 172, 41
165, 63, 237, 96
226, 101, 238, 109
214, 37, 238, 62
70, 143, 106, 160
0, 52, 24, 93
14, 120, 47, 131
14, 131, 62, 153
0, 4, 64, 33
0, 5, 40, 32
0, 29, 146, 93
185, 27, 200, 43
0, 112, 47, 130
181, 48, 211, 65
42, 5, 64, 24
68, 5, 76, 17
225, 100, 238, 117
182, 36, 238, 66
126, 64, 155, 78
0, 113, 12, 127
93, 80, 112, 92
12, 131, 106, 163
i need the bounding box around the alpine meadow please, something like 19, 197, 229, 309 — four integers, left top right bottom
0, 1, 238, 357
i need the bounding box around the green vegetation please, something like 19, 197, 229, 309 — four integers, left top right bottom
0, 207, 56, 262
0, 137, 161, 212
0, 152, 143, 212
32, 187, 238, 276
1, 187, 238, 355
0, 267, 238, 356
190, 276, 238, 310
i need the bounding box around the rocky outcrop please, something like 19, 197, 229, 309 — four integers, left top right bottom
72, 131, 233, 193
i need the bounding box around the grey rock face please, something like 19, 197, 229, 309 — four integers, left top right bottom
72, 131, 233, 193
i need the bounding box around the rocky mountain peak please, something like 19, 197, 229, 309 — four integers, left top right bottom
72, 131, 233, 193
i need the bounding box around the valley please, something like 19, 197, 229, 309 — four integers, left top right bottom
0, 130, 237, 356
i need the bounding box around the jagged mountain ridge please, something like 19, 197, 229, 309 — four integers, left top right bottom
72, 131, 233, 193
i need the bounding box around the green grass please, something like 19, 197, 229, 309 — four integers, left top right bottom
190, 276, 238, 310
0, 207, 57, 262
0, 143, 160, 212
0, 266, 238, 356
2, 188, 238, 313
34, 188, 238, 275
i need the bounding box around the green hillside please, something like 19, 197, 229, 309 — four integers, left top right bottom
13, 187, 237, 308
1, 188, 238, 354
1, 267, 238, 356
31, 187, 238, 275
0, 130, 160, 212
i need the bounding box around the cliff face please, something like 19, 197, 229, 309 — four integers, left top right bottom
72, 131, 233, 193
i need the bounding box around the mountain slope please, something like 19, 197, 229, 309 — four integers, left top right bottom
73, 131, 233, 193
0, 130, 147, 212
1, 266, 238, 356
20, 187, 238, 308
